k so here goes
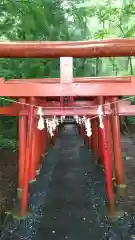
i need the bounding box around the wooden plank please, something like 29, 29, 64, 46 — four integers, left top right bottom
0, 39, 135, 58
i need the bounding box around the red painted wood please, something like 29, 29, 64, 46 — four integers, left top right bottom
98, 127, 104, 165
18, 98, 27, 190
103, 115, 115, 215
35, 127, 42, 171
21, 105, 34, 216
97, 97, 104, 165
0, 38, 135, 58
1, 99, 135, 116
111, 97, 125, 186
0, 77, 135, 96
91, 118, 99, 152
7, 76, 131, 84
1, 38, 133, 218
91, 118, 99, 162
97, 96, 115, 214
30, 117, 37, 181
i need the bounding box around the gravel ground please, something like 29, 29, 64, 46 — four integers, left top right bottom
0, 149, 17, 226
0, 125, 135, 239
33, 125, 135, 240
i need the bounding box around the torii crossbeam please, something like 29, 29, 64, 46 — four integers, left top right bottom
0, 76, 134, 96
0, 38, 135, 58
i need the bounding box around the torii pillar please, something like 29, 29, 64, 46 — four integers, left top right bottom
111, 97, 126, 196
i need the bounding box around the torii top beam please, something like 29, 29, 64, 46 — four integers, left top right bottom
1, 38, 135, 58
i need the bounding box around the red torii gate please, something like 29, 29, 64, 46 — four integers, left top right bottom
1, 38, 135, 220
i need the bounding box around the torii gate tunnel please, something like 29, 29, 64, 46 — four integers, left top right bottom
1, 38, 135, 219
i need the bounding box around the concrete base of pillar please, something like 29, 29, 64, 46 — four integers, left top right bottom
112, 176, 116, 182
6, 199, 31, 220
108, 209, 125, 222
115, 184, 127, 198
40, 155, 45, 166
29, 179, 36, 184
6, 208, 31, 220
17, 188, 23, 199
41, 154, 45, 158
36, 168, 41, 176
112, 178, 127, 196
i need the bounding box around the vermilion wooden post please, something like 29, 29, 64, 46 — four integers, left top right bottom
18, 98, 27, 196
103, 115, 116, 216
29, 97, 37, 182
105, 97, 115, 181
98, 127, 104, 165
36, 127, 43, 172
97, 97, 116, 215
105, 97, 113, 162
111, 97, 126, 192
30, 99, 43, 178
38, 128, 46, 168
91, 118, 99, 163
97, 97, 104, 165
21, 105, 34, 216
44, 127, 48, 154
29, 117, 37, 182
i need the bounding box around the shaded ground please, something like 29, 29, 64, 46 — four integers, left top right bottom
121, 125, 135, 214
34, 125, 111, 240
0, 149, 17, 223
0, 124, 135, 239
33, 125, 134, 240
